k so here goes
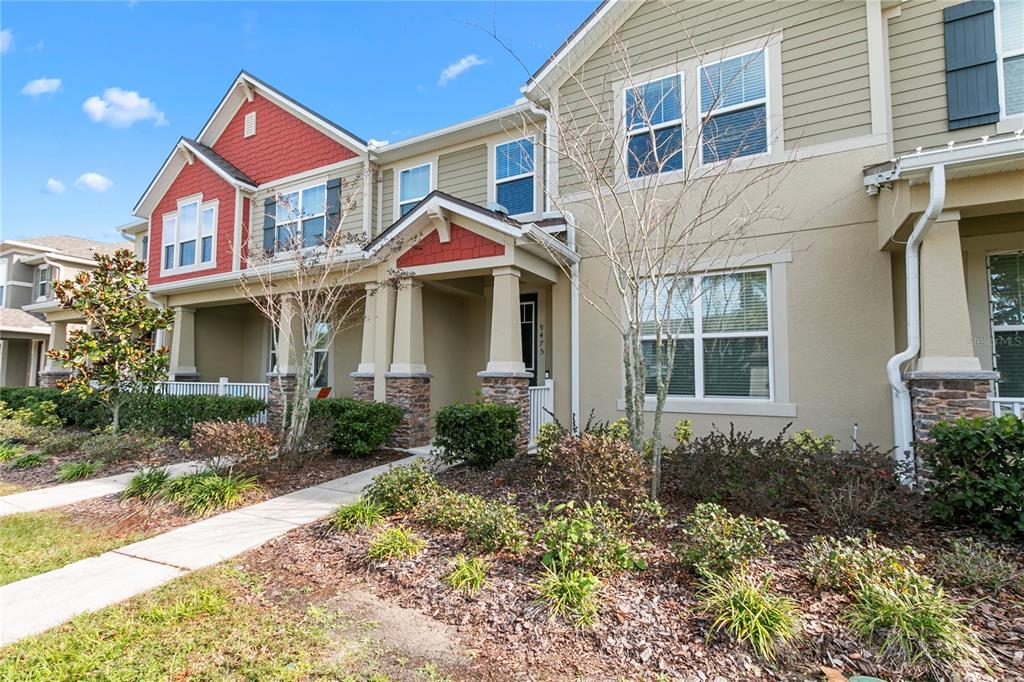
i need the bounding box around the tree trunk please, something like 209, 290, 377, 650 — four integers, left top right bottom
112, 398, 121, 434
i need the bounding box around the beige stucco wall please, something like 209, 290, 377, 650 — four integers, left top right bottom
422, 285, 487, 417
1, 339, 32, 387
193, 303, 267, 382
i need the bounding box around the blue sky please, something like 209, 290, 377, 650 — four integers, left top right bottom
1, 1, 596, 242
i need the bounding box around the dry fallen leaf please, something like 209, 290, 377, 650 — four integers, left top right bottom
820, 665, 849, 682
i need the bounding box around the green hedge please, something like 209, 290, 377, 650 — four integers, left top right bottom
926, 415, 1024, 541
308, 398, 403, 457
0, 387, 266, 439
434, 402, 518, 469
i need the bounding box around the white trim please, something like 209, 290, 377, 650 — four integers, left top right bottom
622, 72, 685, 182
490, 135, 538, 216
396, 161, 435, 220
617, 396, 796, 417
265, 180, 329, 253
375, 102, 536, 158
987, 249, 1024, 398
697, 46, 772, 167
866, 0, 891, 141
179, 139, 257, 191
232, 189, 244, 272
134, 141, 255, 218
256, 156, 363, 193
0, 325, 50, 335
159, 194, 220, 277
995, 0, 1024, 121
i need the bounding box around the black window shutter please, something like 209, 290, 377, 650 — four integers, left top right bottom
326, 177, 342, 238
262, 196, 276, 253
944, 0, 1000, 130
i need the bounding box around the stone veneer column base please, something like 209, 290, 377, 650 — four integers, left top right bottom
906, 370, 999, 441
350, 372, 375, 402
385, 373, 432, 449
266, 373, 298, 432
479, 372, 532, 455
37, 371, 71, 388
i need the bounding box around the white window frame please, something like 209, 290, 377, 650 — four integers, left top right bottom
160, 193, 218, 275
622, 73, 685, 180
34, 264, 53, 302
492, 136, 537, 215
397, 162, 432, 217
995, 0, 1024, 124
986, 249, 1024, 398
0, 258, 7, 307
270, 181, 327, 252
309, 319, 331, 389
698, 47, 771, 167
266, 322, 279, 374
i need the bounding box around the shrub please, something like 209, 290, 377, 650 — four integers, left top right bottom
847, 578, 988, 679
534, 421, 565, 466
331, 498, 385, 531
533, 567, 601, 627
122, 394, 268, 439
81, 431, 163, 462
37, 432, 90, 458
934, 537, 1023, 592
537, 501, 644, 574
7, 452, 44, 469
416, 488, 486, 531
434, 402, 518, 469
367, 526, 425, 561
699, 572, 800, 662
539, 432, 648, 509
190, 420, 278, 468
465, 497, 528, 554
445, 555, 490, 594
674, 503, 788, 578
308, 399, 403, 457
0, 387, 106, 429
0, 442, 25, 462
163, 470, 260, 516
363, 461, 439, 513
121, 467, 170, 501
56, 460, 102, 482
802, 534, 927, 593
0, 419, 42, 445
925, 415, 1024, 541
673, 418, 694, 445
11, 400, 62, 427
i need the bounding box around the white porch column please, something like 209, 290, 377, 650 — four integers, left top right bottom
168, 307, 199, 380
44, 320, 68, 372
274, 295, 304, 376
372, 283, 397, 401
389, 281, 426, 374
485, 266, 526, 373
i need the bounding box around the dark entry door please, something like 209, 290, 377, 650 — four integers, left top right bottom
520, 293, 538, 386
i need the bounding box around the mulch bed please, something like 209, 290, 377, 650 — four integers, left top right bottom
238, 456, 1024, 681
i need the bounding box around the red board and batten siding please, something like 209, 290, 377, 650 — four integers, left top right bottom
212, 93, 357, 185
148, 162, 235, 286
397, 224, 505, 268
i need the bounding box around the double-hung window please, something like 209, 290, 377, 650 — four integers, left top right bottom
0, 259, 7, 306
267, 323, 279, 374
700, 50, 768, 163
989, 252, 1024, 397
272, 183, 327, 250
641, 269, 770, 399
34, 265, 51, 300
310, 320, 330, 388
625, 74, 683, 178
162, 196, 216, 271
399, 163, 431, 216
494, 138, 535, 215
998, 0, 1024, 116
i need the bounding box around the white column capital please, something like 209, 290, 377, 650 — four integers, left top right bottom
492, 266, 521, 279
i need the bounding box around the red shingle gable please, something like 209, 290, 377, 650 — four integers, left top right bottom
397, 224, 505, 268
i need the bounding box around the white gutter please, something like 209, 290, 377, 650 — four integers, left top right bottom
526, 103, 553, 213
886, 163, 946, 484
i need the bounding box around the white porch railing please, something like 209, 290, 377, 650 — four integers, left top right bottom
528, 378, 555, 446
156, 377, 270, 423
990, 396, 1024, 419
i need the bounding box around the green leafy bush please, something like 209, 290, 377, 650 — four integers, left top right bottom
434, 402, 518, 469
674, 503, 787, 578
0, 387, 106, 429
673, 418, 694, 445
416, 488, 486, 531
0, 442, 25, 462
847, 577, 988, 679
934, 537, 1022, 592
121, 467, 170, 501
367, 526, 425, 561
81, 431, 163, 463
11, 400, 62, 427
925, 415, 1024, 540
536, 501, 644, 574
699, 572, 800, 662
56, 460, 102, 482
190, 420, 277, 468
308, 398, 403, 457
363, 461, 439, 514
802, 534, 926, 593
0, 419, 42, 445
465, 497, 528, 554
163, 470, 260, 516
445, 555, 490, 594
538, 432, 648, 509
7, 452, 44, 469
533, 567, 601, 627
533, 421, 565, 466
37, 432, 90, 458
121, 394, 267, 439
331, 499, 385, 531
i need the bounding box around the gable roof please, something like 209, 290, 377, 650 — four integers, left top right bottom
1, 235, 126, 259
181, 138, 256, 186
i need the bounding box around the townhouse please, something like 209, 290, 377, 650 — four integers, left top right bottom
23, 0, 1024, 473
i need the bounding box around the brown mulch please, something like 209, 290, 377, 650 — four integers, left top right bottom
235, 456, 1024, 682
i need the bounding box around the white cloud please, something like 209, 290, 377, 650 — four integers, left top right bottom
0, 29, 12, 53
82, 87, 167, 127
438, 54, 485, 86
75, 172, 113, 192
21, 77, 61, 97
43, 178, 66, 194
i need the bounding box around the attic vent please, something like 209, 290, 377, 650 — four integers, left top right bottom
244, 112, 256, 138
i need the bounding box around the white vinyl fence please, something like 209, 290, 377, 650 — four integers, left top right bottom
990, 396, 1024, 419
156, 378, 270, 423
528, 378, 555, 446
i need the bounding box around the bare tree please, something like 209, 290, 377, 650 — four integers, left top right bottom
238, 168, 404, 456
495, 27, 796, 497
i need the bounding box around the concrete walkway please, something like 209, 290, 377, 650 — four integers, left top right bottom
0, 454, 422, 646
0, 459, 213, 518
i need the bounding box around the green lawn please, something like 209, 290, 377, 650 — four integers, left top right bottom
0, 568, 450, 681
0, 511, 137, 586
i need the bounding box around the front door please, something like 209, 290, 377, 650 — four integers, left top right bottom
520, 293, 538, 386
989, 251, 1024, 397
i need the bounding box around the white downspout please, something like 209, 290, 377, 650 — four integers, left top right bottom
886, 163, 945, 484
564, 211, 581, 430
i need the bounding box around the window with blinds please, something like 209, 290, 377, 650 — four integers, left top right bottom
495, 138, 534, 215
640, 269, 770, 399
989, 252, 1024, 397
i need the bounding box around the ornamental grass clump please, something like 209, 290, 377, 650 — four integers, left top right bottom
802, 533, 926, 593
7, 452, 44, 469
533, 566, 601, 628
363, 461, 439, 514
934, 537, 1023, 592
367, 526, 425, 561
331, 498, 384, 532
163, 470, 260, 516
674, 502, 787, 578
445, 555, 490, 594
699, 571, 800, 662
121, 467, 170, 501
0, 442, 24, 462
56, 460, 102, 482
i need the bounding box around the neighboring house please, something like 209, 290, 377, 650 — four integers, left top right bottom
1, 235, 129, 387
29, 0, 1023, 466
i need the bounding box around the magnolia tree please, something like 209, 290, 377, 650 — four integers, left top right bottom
239, 167, 406, 456
496, 32, 795, 496
50, 249, 175, 432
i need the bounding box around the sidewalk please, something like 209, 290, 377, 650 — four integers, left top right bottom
0, 459, 212, 518
0, 454, 422, 646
